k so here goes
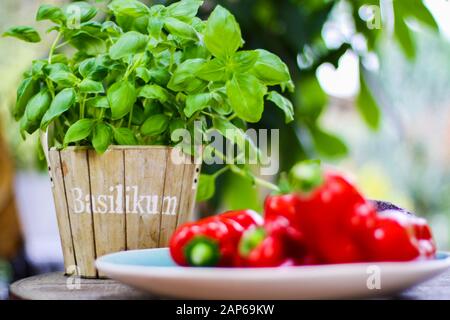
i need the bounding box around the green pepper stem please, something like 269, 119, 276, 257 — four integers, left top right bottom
289, 160, 324, 193
238, 227, 266, 257
184, 237, 220, 267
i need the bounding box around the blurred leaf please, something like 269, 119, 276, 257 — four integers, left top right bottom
395, 0, 438, 31
196, 174, 216, 202
393, 3, 416, 59
356, 68, 381, 130
297, 75, 327, 119
309, 124, 348, 158
221, 172, 262, 212
2, 26, 41, 43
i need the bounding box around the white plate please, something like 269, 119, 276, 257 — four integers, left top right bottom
96, 248, 450, 299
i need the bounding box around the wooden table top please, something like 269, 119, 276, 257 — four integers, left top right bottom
9, 272, 154, 300
9, 270, 450, 300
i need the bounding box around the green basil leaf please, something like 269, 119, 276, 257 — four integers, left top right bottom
76, 21, 104, 37
143, 100, 162, 116
252, 49, 291, 86
203, 6, 243, 59
20, 113, 38, 135
213, 117, 259, 159
169, 118, 186, 132
50, 54, 68, 65
141, 114, 170, 136
130, 105, 146, 125
147, 17, 164, 38
25, 89, 52, 124
64, 1, 97, 23
113, 127, 138, 145
92, 122, 112, 154
183, 43, 210, 60
267, 91, 294, 123
45, 63, 70, 75
31, 60, 47, 78
167, 0, 203, 22
14, 78, 40, 120
69, 32, 106, 56
109, 31, 148, 60
2, 26, 41, 43
231, 50, 259, 73
196, 174, 215, 202
107, 80, 137, 120
185, 92, 212, 117
135, 67, 152, 83
63, 119, 96, 146
211, 92, 232, 115
168, 58, 206, 92
138, 84, 170, 103
101, 21, 123, 36
108, 0, 149, 18
164, 17, 198, 41
226, 74, 266, 123
41, 88, 76, 129
146, 68, 171, 86
195, 58, 226, 81
48, 71, 80, 88
79, 79, 104, 94
36, 4, 66, 24
78, 58, 108, 80
86, 96, 110, 109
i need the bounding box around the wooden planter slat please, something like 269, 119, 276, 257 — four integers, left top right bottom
48, 151, 76, 273
176, 154, 201, 228
87, 149, 126, 277
47, 146, 200, 278
158, 150, 187, 247
60, 149, 97, 278
124, 148, 167, 250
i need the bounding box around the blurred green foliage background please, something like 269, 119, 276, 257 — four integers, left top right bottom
0, 0, 449, 266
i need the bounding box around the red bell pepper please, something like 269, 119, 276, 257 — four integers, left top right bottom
263, 194, 308, 261
293, 170, 372, 264
360, 208, 436, 261
237, 227, 293, 267
169, 210, 262, 267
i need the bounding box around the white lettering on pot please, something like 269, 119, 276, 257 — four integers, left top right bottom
70, 184, 178, 215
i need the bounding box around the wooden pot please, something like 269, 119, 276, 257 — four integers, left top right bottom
46, 146, 201, 278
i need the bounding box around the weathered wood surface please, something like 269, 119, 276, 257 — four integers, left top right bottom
158, 150, 186, 247
88, 149, 126, 278
47, 146, 199, 278
9, 270, 450, 300
124, 148, 167, 250
9, 273, 154, 300
48, 151, 76, 273
60, 149, 97, 278
396, 268, 450, 300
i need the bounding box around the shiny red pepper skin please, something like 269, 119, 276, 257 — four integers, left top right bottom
236, 227, 292, 267
264, 194, 308, 260
264, 194, 304, 243
360, 209, 436, 261
169, 210, 262, 267
294, 171, 371, 264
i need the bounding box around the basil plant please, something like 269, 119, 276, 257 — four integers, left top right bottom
4, 0, 294, 199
